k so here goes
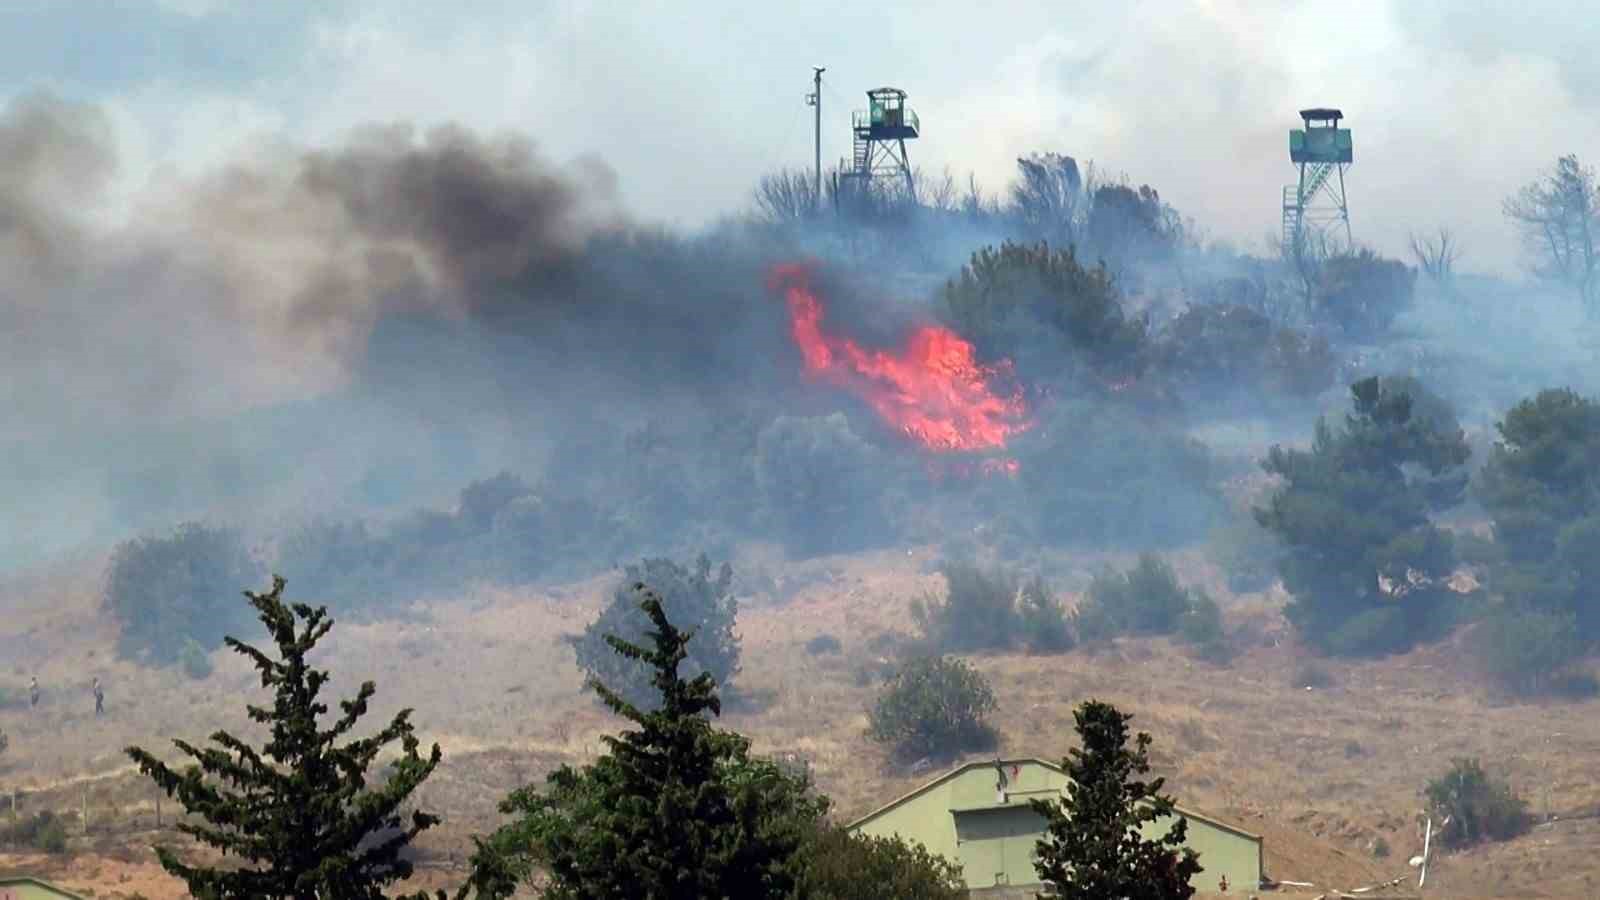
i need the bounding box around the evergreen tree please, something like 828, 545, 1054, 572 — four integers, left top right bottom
485, 583, 819, 899
1030, 700, 1202, 900
1476, 388, 1600, 638
1256, 376, 1470, 655
125, 576, 444, 900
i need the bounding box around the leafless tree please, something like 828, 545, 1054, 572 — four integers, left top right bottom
1504, 154, 1600, 312
960, 172, 1001, 220
1409, 226, 1462, 283
753, 167, 820, 223
915, 166, 958, 212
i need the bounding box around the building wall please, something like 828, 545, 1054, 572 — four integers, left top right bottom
851, 760, 1262, 894
852, 760, 1070, 887
1141, 810, 1262, 894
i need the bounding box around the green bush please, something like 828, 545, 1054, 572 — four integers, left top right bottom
796, 827, 965, 900
104, 522, 262, 664
913, 562, 1072, 655
1324, 606, 1411, 658
1178, 591, 1232, 664
1080, 554, 1192, 641
1087, 183, 1183, 263
939, 241, 1145, 381
178, 637, 213, 681
1019, 575, 1075, 653
1, 810, 67, 854
1425, 758, 1529, 848
1309, 248, 1416, 339
868, 656, 998, 763
913, 561, 1018, 654
1468, 607, 1587, 696
1154, 303, 1336, 405
569, 555, 739, 710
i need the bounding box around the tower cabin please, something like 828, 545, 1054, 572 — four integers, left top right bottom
1290, 107, 1353, 164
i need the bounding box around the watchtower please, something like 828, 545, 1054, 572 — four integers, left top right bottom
1282, 107, 1353, 258
838, 87, 919, 200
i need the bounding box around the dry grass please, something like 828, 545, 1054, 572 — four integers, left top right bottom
1, 546, 1597, 898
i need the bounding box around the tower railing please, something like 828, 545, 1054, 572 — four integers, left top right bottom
852, 108, 920, 134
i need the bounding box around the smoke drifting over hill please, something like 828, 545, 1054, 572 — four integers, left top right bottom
0, 90, 927, 565
5, 75, 1599, 601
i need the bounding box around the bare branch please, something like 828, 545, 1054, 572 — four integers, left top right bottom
1408, 226, 1462, 283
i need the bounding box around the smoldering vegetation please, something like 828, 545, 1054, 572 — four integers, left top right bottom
8, 89, 1600, 697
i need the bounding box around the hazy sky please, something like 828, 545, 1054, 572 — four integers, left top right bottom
6, 0, 1600, 273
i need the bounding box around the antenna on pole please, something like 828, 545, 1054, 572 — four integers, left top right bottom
807, 67, 825, 208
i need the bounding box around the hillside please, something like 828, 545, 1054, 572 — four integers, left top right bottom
0, 546, 1595, 898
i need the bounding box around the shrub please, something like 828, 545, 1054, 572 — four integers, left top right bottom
805, 634, 842, 656
868, 656, 998, 763
569, 555, 739, 710
1, 810, 67, 854
796, 827, 965, 900
939, 241, 1145, 381
274, 517, 394, 614
178, 638, 213, 681
104, 522, 262, 664
1018, 575, 1075, 653
1154, 303, 1336, 407
1468, 607, 1586, 696
753, 414, 892, 558
1086, 183, 1183, 263
1013, 396, 1222, 548
1080, 554, 1192, 641
1205, 515, 1279, 594
913, 563, 1072, 655
912, 561, 1019, 654
1178, 591, 1232, 664
1308, 248, 1416, 339
1425, 758, 1529, 848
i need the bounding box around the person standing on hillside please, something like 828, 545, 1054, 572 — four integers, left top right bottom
92, 677, 104, 717
28, 676, 38, 709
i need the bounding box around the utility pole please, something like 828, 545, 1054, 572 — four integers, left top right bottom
807, 66, 825, 208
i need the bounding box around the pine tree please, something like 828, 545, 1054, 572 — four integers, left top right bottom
126, 576, 444, 900
1256, 376, 1470, 655
487, 582, 816, 899
1030, 700, 1202, 900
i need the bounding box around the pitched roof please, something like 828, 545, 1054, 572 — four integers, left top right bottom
845, 756, 1262, 843
0, 877, 89, 899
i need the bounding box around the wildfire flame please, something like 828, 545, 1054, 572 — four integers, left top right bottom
769, 262, 1032, 458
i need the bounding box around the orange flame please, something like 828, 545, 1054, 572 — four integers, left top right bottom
769, 262, 1031, 455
